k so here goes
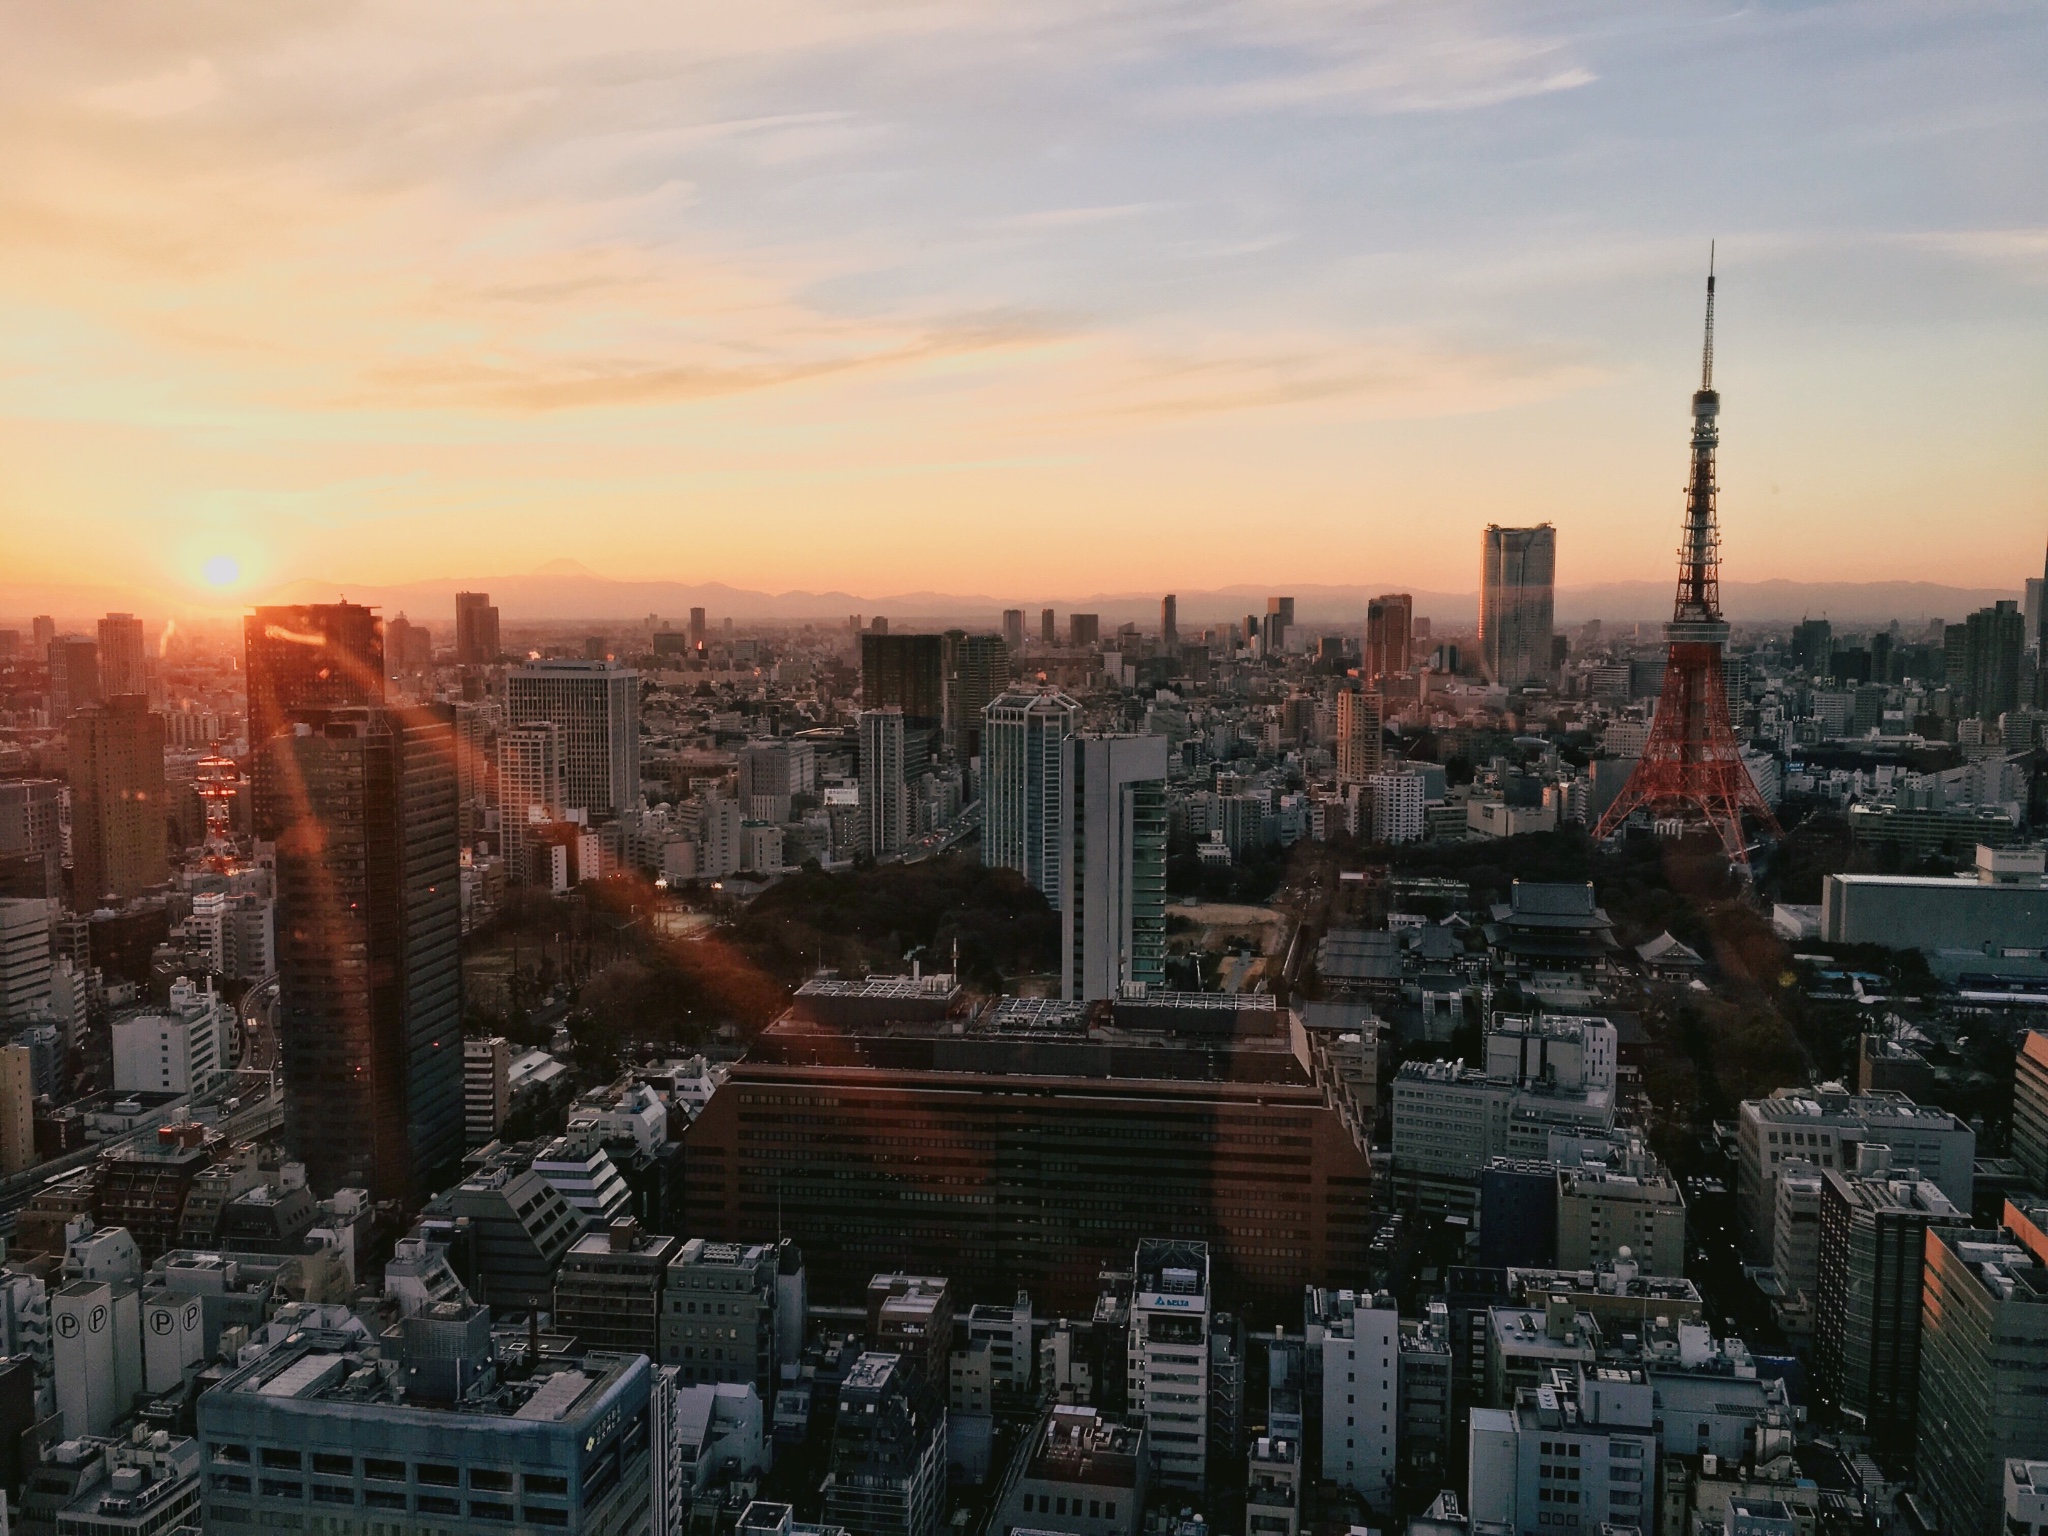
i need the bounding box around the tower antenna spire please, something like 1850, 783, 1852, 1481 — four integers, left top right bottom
1593, 248, 1779, 868
1701, 241, 1716, 390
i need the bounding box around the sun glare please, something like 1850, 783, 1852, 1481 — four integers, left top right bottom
202, 554, 242, 588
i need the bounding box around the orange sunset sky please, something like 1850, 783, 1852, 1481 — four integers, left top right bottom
1, 2, 2044, 616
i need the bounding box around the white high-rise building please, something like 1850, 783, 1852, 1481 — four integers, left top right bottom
0, 898, 52, 1025
1060, 735, 1169, 1001
110, 976, 232, 1095
1308, 1289, 1399, 1511
981, 691, 1079, 908
1369, 770, 1427, 844
1129, 1240, 1211, 1493
505, 659, 640, 819
189, 890, 228, 972
697, 796, 745, 880
498, 721, 564, 885
859, 708, 909, 859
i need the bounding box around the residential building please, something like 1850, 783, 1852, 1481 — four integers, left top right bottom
554, 1218, 680, 1358
1335, 690, 1383, 785
1307, 1287, 1398, 1510
497, 720, 564, 884
680, 989, 1373, 1313
1734, 1090, 1973, 1261
1812, 1146, 1960, 1458
859, 708, 911, 859
463, 1035, 512, 1149
1059, 734, 1169, 1001
822, 1352, 947, 1536
993, 1405, 1146, 1536
1128, 1241, 1211, 1492
1916, 1226, 2048, 1536
1369, 770, 1427, 845
1003, 610, 1026, 651
505, 658, 640, 819
1480, 525, 1557, 690
982, 691, 1079, 907
196, 1315, 658, 1533
69, 695, 169, 904
264, 705, 464, 1205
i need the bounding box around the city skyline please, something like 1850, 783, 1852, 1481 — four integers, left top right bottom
2, 4, 2044, 606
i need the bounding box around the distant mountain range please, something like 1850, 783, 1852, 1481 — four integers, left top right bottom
2, 568, 2021, 631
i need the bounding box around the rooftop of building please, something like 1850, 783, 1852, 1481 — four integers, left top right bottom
212, 1326, 641, 1421
1937, 1228, 2048, 1305
1506, 1263, 1701, 1304
750, 987, 1305, 1084
1028, 1406, 1144, 1486
564, 1221, 679, 1263
1743, 1089, 1967, 1129
670, 1237, 776, 1273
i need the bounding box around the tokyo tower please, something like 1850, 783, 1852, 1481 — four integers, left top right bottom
1593, 252, 1780, 864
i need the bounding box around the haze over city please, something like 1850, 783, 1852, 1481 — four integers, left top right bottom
7, 9, 2048, 1536
3, 2, 2045, 613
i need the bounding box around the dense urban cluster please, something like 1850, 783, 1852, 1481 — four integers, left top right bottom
0, 340, 2047, 1536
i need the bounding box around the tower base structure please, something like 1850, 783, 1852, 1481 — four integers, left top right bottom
1593, 640, 1780, 865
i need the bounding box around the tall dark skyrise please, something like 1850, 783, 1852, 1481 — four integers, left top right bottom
860, 632, 946, 729
942, 630, 1008, 759
69, 695, 168, 906
244, 603, 386, 749
1953, 600, 2025, 721
1365, 593, 1414, 680
266, 705, 464, 1205
454, 590, 501, 664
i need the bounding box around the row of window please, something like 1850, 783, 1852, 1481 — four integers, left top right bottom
208, 1448, 565, 1497
1022, 1492, 1121, 1520
209, 1486, 572, 1527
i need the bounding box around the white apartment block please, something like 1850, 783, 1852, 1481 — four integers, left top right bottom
109, 977, 230, 1095
1308, 1288, 1398, 1510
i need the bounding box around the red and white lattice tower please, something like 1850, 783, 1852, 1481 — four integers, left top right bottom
1593, 252, 1780, 865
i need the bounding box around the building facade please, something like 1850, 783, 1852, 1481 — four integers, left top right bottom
265, 706, 464, 1204
505, 659, 640, 820
981, 691, 1079, 908
1479, 525, 1557, 690
69, 695, 168, 904
1059, 735, 1169, 1002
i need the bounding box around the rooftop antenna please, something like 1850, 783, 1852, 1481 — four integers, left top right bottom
1701, 241, 1716, 391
